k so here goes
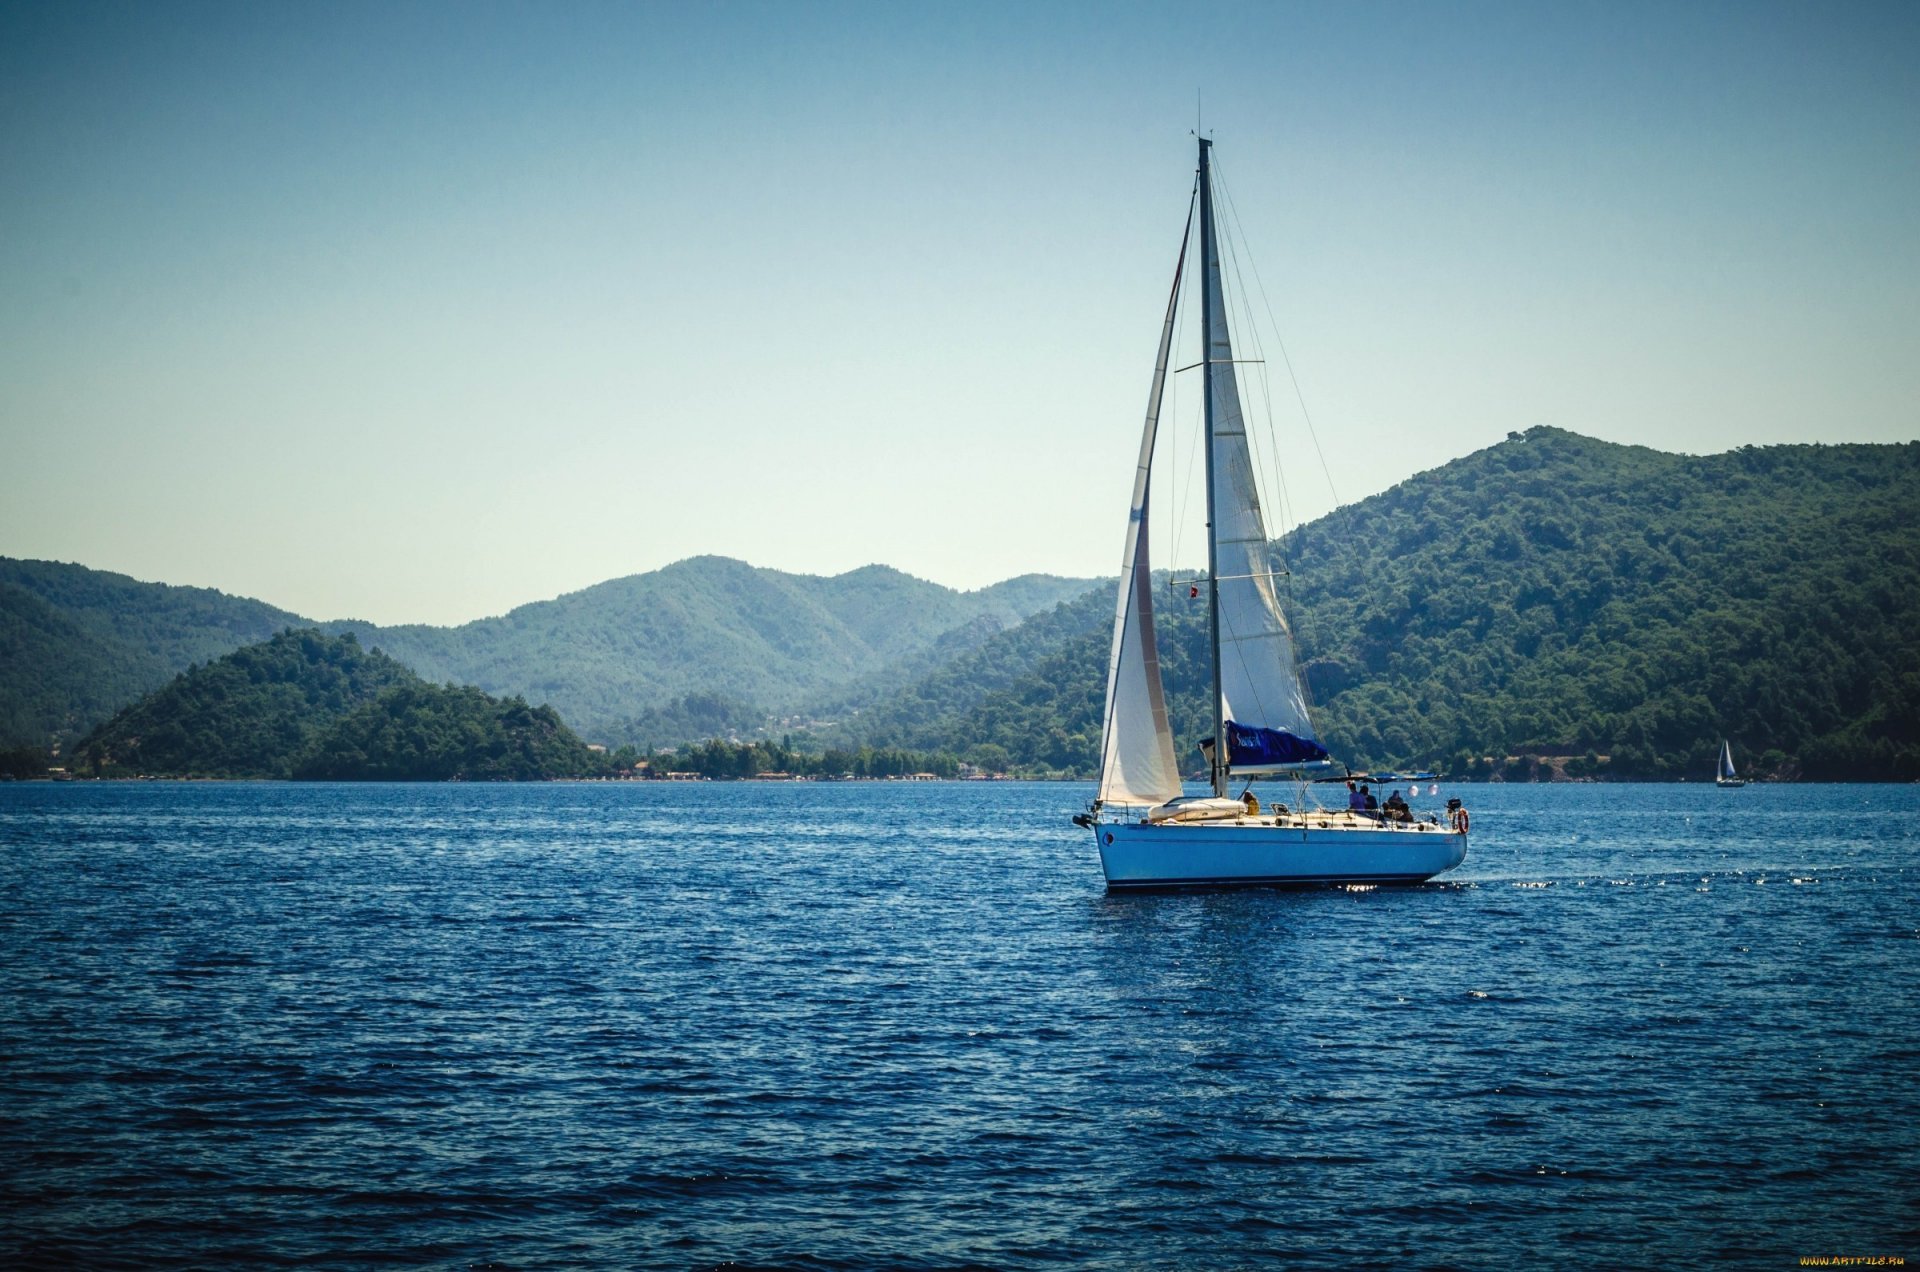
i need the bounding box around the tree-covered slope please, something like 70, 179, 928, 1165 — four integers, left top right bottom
71, 629, 604, 780
613, 691, 766, 750
1, 554, 1095, 750
1296, 429, 1919, 779
0, 582, 165, 746
294, 683, 599, 781
70, 629, 419, 778
840, 430, 1920, 781
0, 560, 307, 749
326, 557, 1096, 740
823, 587, 1115, 762
0, 558, 307, 668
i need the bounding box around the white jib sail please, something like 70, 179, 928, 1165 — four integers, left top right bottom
1720, 740, 1737, 780
1096, 201, 1192, 807
1202, 206, 1323, 774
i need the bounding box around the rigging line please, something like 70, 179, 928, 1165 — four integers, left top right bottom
1209, 166, 1297, 629
1167, 178, 1201, 578
1206, 472, 1322, 764
1211, 154, 1343, 522
1205, 158, 1275, 475
1170, 360, 1206, 579
1223, 227, 1292, 554
1213, 158, 1304, 543
1180, 371, 1205, 571
1100, 180, 1199, 793
1165, 326, 1180, 572
1217, 255, 1304, 717
1163, 174, 1195, 578
1211, 568, 1281, 754
1211, 158, 1295, 556
1282, 566, 1319, 713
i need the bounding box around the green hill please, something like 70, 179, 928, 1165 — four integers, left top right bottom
0, 561, 306, 749
293, 683, 599, 781
0, 556, 1096, 751
70, 629, 420, 778
819, 587, 1118, 768
324, 558, 1097, 742
71, 629, 605, 781
833, 430, 1920, 781
0, 582, 161, 746
16, 431, 1916, 778
0, 557, 307, 667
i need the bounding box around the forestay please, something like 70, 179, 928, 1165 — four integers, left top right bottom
1095, 198, 1193, 807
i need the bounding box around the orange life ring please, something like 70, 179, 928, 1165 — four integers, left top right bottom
1451, 807, 1471, 834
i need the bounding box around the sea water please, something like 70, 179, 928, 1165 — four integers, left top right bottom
1, 780, 1914, 1268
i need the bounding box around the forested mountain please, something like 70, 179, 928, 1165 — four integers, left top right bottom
0, 582, 162, 747
0, 556, 1095, 751
818, 587, 1118, 768
70, 630, 420, 778
12, 432, 1916, 779
324, 558, 1096, 742
0, 558, 307, 667
1296, 430, 1918, 779
832, 430, 1920, 781
71, 629, 604, 781
0, 560, 306, 746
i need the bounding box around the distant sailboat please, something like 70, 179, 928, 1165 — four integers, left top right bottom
1076, 138, 1467, 890
1716, 739, 1747, 788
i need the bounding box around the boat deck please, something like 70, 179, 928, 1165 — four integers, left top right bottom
1128, 808, 1452, 833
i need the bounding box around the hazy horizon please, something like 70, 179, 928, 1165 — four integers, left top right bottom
5, 1, 1916, 625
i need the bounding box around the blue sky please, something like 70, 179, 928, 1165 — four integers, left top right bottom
3, 0, 1915, 624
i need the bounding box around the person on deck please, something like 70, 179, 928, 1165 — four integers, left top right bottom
1383, 789, 1411, 824
1348, 782, 1367, 814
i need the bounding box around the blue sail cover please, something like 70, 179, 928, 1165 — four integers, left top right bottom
1226, 721, 1330, 768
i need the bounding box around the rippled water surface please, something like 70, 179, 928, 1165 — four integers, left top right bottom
3, 781, 1916, 1268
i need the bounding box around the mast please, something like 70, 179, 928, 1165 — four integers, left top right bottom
1199, 136, 1226, 797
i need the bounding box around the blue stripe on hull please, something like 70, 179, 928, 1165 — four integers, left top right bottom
1095, 821, 1467, 889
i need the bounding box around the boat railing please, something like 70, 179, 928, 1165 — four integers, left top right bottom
1089, 806, 1456, 832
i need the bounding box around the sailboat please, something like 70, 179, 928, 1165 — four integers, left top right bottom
1078, 138, 1467, 890
1715, 740, 1747, 788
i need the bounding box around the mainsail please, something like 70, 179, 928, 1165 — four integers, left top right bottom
1095, 198, 1193, 806
1197, 141, 1329, 777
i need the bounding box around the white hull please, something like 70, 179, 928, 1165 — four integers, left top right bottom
1095, 816, 1466, 889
